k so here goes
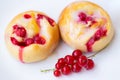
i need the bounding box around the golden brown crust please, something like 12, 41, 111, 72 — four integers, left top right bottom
5, 11, 60, 63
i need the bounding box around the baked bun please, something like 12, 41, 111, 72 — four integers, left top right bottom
58, 1, 114, 52
5, 11, 59, 63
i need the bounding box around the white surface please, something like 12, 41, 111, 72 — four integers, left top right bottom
0, 0, 120, 80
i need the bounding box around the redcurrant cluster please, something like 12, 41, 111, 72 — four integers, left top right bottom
53, 49, 95, 77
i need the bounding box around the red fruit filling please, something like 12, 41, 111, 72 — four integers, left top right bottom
10, 37, 25, 46
13, 25, 26, 37
78, 12, 87, 22
37, 14, 55, 26
45, 16, 55, 26
24, 14, 31, 19
37, 14, 44, 20
11, 25, 46, 47
86, 27, 107, 52
34, 34, 46, 45
78, 12, 94, 24
10, 37, 19, 45
78, 12, 98, 27
10, 34, 46, 47
25, 38, 34, 46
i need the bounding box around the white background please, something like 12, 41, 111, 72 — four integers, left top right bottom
0, 0, 120, 80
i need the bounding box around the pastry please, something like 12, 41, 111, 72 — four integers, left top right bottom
5, 11, 59, 63
58, 1, 114, 52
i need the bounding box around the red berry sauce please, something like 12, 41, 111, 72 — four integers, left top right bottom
13, 25, 26, 37
10, 37, 19, 45
78, 12, 87, 22
78, 12, 107, 52
78, 12, 94, 24
86, 27, 107, 52
25, 38, 34, 46
34, 34, 46, 45
37, 14, 55, 27
10, 24, 46, 63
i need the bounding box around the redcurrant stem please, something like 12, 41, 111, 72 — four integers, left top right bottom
40, 68, 55, 72
87, 52, 100, 58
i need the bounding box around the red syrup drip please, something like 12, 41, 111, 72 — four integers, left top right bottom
19, 47, 24, 63
37, 14, 55, 27
10, 37, 25, 63
10, 35, 46, 62
86, 27, 107, 52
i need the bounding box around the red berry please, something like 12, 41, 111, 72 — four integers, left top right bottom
72, 49, 82, 59
102, 29, 107, 36
86, 37, 95, 46
34, 35, 41, 43
13, 25, 19, 29
10, 37, 19, 45
55, 63, 64, 69
54, 70, 61, 77
39, 36, 46, 44
85, 59, 94, 70
61, 65, 71, 75
64, 55, 74, 65
95, 30, 101, 41
37, 14, 44, 20
78, 12, 87, 21
14, 27, 26, 37
34, 35, 46, 45
25, 38, 34, 46
86, 37, 95, 52
78, 55, 88, 66
45, 16, 54, 26
58, 58, 66, 65
72, 63, 82, 73
99, 28, 107, 37
24, 14, 31, 19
